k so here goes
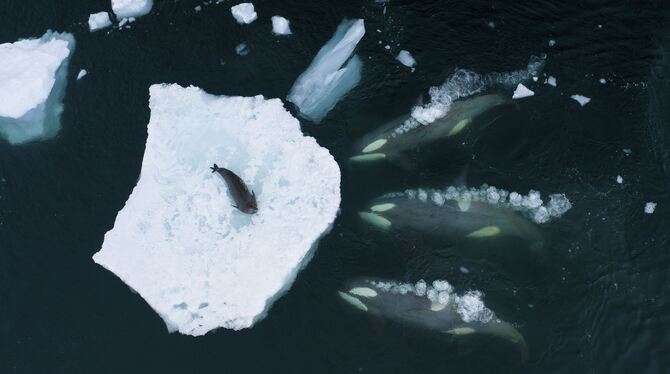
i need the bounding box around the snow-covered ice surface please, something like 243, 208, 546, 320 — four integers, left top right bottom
77, 69, 88, 80
512, 83, 535, 99
571, 94, 591, 106
287, 19, 365, 123
383, 184, 572, 224
93, 84, 341, 336
645, 202, 657, 214
231, 3, 258, 24
271, 16, 292, 35
396, 50, 416, 69
111, 0, 153, 19
88, 12, 112, 32
0, 31, 75, 144
394, 55, 545, 134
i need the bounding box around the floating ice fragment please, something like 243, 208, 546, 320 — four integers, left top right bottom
195, 5, 202, 12
459, 266, 470, 274
230, 3, 257, 24
546, 76, 557, 87
599, 78, 606, 84
396, 50, 416, 69
512, 83, 534, 99
616, 175, 623, 184
271, 16, 292, 35
235, 43, 249, 56
77, 69, 87, 80
570, 94, 591, 106
88, 12, 112, 32
487, 21, 495, 29
623, 148, 632, 156
549, 39, 556, 47
644, 202, 657, 214
0, 31, 75, 144
287, 19, 365, 123
111, 0, 153, 19
92, 84, 341, 335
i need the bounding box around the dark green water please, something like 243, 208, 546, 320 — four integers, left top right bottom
1, 0, 669, 373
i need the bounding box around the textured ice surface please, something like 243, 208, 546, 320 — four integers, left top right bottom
571, 94, 591, 106
88, 12, 112, 32
231, 3, 258, 24
384, 185, 571, 224
287, 19, 365, 123
93, 84, 341, 336
112, 0, 153, 19
368, 279, 495, 323
512, 83, 534, 99
395, 55, 545, 134
0, 31, 75, 144
271, 16, 292, 35
645, 202, 657, 214
396, 50, 416, 69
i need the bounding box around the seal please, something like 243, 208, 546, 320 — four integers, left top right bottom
210, 164, 258, 214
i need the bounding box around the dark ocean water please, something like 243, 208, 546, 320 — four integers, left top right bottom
1, 0, 670, 373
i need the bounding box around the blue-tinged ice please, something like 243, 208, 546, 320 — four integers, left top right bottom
0, 31, 75, 144
287, 19, 365, 123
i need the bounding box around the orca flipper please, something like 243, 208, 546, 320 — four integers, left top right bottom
210, 163, 219, 173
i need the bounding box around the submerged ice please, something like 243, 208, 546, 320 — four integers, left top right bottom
287, 19, 365, 123
93, 84, 341, 336
0, 31, 75, 144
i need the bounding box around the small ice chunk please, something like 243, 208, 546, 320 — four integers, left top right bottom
287, 19, 365, 123
616, 175, 623, 184
118, 18, 129, 27
271, 16, 292, 35
384, 45, 390, 50
195, 5, 202, 12
395, 50, 416, 69
92, 84, 341, 335
88, 12, 112, 32
549, 39, 556, 47
0, 31, 75, 144
111, 0, 153, 19
512, 83, 534, 99
77, 69, 87, 80
599, 78, 606, 84
235, 43, 249, 56
487, 21, 495, 29
570, 94, 591, 106
459, 266, 470, 274
230, 3, 257, 24
546, 76, 557, 87
644, 202, 657, 214
623, 148, 632, 156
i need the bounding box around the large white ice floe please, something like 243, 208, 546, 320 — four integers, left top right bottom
231, 3, 258, 24
88, 12, 112, 32
394, 55, 545, 134
396, 50, 416, 69
271, 16, 292, 35
93, 84, 341, 336
111, 0, 153, 19
0, 31, 75, 144
287, 19, 365, 123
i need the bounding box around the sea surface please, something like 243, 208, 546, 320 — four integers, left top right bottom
1, 0, 670, 373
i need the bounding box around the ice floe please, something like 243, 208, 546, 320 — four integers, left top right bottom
235, 43, 249, 56
77, 69, 88, 80
616, 175, 623, 184
644, 202, 657, 214
546, 76, 557, 87
88, 12, 112, 32
271, 16, 292, 35
231, 3, 258, 25
0, 31, 75, 144
570, 94, 591, 106
395, 55, 545, 133
287, 19, 365, 123
512, 83, 534, 99
384, 184, 572, 224
111, 0, 153, 19
93, 84, 341, 336
396, 50, 416, 69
